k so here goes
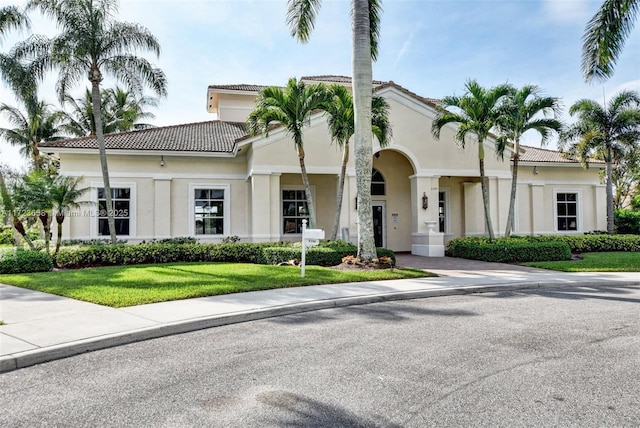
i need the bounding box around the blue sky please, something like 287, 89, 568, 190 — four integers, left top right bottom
1, 0, 639, 169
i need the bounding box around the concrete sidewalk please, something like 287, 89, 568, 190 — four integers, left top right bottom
1, 255, 638, 373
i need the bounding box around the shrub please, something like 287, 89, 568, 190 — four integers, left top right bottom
447, 237, 571, 263
522, 234, 640, 252
615, 210, 640, 235
53, 241, 397, 269
0, 225, 14, 245
0, 248, 53, 274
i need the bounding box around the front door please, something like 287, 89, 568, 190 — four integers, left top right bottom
372, 202, 385, 248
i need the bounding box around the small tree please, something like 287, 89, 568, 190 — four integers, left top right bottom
432, 80, 513, 240
247, 78, 330, 228
560, 90, 640, 234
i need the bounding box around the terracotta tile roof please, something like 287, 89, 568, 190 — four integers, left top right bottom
374, 81, 441, 107
39, 120, 247, 153
301, 75, 388, 85
520, 145, 604, 164
207, 84, 268, 92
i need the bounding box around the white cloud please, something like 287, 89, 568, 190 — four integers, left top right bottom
542, 0, 594, 24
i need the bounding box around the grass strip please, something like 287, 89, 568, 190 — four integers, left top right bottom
0, 262, 433, 307
524, 252, 640, 272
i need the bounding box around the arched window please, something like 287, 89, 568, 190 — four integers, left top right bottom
371, 168, 385, 195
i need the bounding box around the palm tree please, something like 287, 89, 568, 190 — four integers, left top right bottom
0, 99, 64, 171
496, 85, 563, 237
582, 0, 639, 82
323, 84, 391, 240
0, 163, 37, 250
13, 171, 55, 254
61, 86, 158, 137
560, 90, 640, 234
432, 80, 513, 240
0, 5, 29, 41
287, 0, 382, 260
48, 175, 89, 260
247, 78, 330, 228
103, 86, 158, 132
25, 0, 167, 244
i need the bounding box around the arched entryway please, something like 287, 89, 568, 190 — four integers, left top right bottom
371, 149, 415, 252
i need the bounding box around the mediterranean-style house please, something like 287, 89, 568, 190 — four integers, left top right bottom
40, 75, 606, 256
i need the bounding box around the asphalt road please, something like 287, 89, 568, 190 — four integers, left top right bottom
1, 285, 639, 427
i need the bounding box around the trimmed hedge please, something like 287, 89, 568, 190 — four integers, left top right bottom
53, 241, 393, 269
0, 248, 53, 274
448, 237, 571, 263
519, 234, 640, 253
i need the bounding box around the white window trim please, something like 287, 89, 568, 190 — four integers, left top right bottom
281, 185, 316, 236
438, 187, 451, 234
553, 189, 582, 233
90, 181, 137, 238
189, 183, 231, 237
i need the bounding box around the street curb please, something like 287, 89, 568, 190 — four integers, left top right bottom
1, 280, 638, 374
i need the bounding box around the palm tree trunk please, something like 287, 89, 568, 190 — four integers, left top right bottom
352, 0, 376, 260
478, 145, 495, 240
606, 160, 614, 233
504, 154, 519, 238
54, 212, 64, 261
38, 211, 51, 255
91, 75, 117, 244
331, 143, 349, 240
297, 144, 316, 228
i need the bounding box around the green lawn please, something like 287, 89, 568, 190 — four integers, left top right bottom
525, 252, 640, 272
0, 262, 433, 307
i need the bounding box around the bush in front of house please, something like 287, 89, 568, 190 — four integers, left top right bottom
0, 248, 53, 274
614, 210, 640, 235
447, 237, 571, 263
520, 233, 640, 252
54, 240, 396, 269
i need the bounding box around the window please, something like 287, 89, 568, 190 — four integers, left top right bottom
194, 188, 225, 235
371, 168, 385, 196
556, 192, 578, 231
98, 187, 131, 236
282, 190, 309, 234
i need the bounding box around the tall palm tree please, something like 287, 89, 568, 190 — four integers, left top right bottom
25, 0, 167, 244
287, 0, 382, 260
560, 90, 640, 234
582, 0, 639, 82
48, 175, 89, 260
496, 85, 563, 237
0, 99, 64, 171
432, 80, 513, 240
324, 84, 391, 240
247, 78, 330, 228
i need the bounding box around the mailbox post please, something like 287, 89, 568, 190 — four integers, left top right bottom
301, 219, 324, 277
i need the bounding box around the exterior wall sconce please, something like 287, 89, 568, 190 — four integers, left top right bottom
422, 192, 428, 210
160, 155, 165, 167
354, 197, 357, 210
533, 166, 538, 175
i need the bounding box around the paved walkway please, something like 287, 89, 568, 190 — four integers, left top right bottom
1, 255, 638, 373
